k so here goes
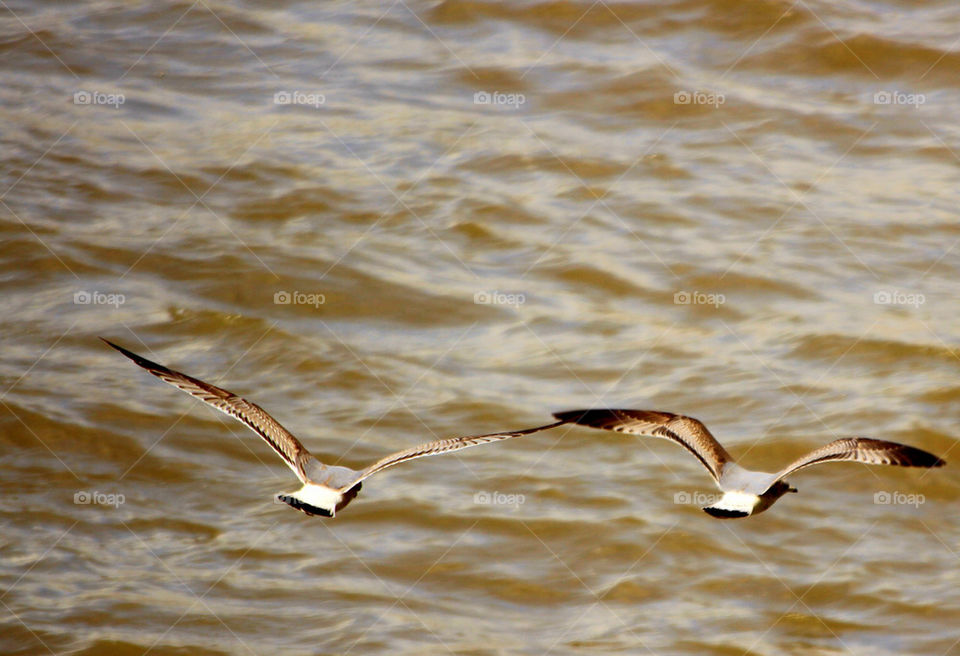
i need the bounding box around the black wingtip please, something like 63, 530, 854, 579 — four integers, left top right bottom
100, 337, 135, 358
553, 409, 601, 423
894, 443, 946, 468
854, 437, 947, 469
100, 337, 164, 370
917, 445, 947, 468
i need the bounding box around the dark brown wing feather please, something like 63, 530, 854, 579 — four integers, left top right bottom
553, 409, 733, 482
102, 338, 313, 481
769, 437, 945, 489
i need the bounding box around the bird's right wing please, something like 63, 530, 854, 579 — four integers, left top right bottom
765, 437, 945, 492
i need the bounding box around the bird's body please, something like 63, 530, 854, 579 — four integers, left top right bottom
281, 461, 364, 517
554, 409, 945, 518
102, 338, 561, 517
700, 464, 793, 518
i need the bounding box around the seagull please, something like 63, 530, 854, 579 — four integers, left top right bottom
553, 409, 945, 518
102, 338, 562, 517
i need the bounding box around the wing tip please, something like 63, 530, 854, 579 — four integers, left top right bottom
99, 336, 121, 350
913, 446, 947, 468
552, 409, 593, 423
553, 408, 631, 425
855, 437, 947, 468
917, 451, 946, 468
100, 337, 140, 362
100, 337, 168, 373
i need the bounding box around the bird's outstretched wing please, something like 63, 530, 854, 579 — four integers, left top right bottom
553, 409, 733, 482
355, 421, 565, 485
765, 437, 945, 492
102, 338, 314, 481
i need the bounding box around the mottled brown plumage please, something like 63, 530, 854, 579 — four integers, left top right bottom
553, 409, 733, 481
103, 338, 562, 517
554, 408, 945, 518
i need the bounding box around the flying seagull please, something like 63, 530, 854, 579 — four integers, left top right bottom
102, 338, 562, 517
554, 409, 945, 518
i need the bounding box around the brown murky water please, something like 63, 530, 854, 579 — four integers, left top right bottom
2, 1, 959, 654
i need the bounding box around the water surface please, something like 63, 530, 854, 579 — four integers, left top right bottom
2, 1, 959, 654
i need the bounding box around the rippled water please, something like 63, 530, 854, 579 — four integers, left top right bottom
2, 1, 960, 654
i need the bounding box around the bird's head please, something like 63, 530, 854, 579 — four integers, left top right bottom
750, 480, 797, 515
766, 479, 797, 498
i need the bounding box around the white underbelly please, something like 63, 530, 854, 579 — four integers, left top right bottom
294, 483, 342, 509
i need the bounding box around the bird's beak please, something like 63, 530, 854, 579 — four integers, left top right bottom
788, 486, 798, 493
